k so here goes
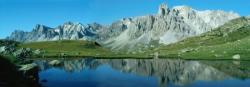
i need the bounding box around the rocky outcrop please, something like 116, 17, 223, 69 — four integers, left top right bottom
13, 48, 33, 60
98, 3, 239, 51
18, 63, 40, 87
232, 54, 241, 60
19, 63, 38, 71
7, 22, 103, 42
0, 46, 7, 53
0, 56, 40, 87
0, 40, 19, 55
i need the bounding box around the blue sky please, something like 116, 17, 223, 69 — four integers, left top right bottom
0, 0, 250, 39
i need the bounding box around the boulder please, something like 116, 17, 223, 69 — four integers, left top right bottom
232, 54, 240, 60
18, 63, 39, 85
181, 48, 194, 53
33, 49, 41, 55
48, 60, 61, 66
19, 63, 38, 71
0, 46, 6, 53
214, 54, 222, 58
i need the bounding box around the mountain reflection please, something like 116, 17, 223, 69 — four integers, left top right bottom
34, 59, 242, 87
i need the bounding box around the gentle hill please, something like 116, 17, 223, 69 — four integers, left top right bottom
19, 40, 110, 57
157, 17, 250, 60
19, 40, 151, 58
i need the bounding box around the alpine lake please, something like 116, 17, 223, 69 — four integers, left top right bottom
30, 58, 250, 87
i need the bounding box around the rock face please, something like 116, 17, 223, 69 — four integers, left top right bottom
0, 40, 18, 55
98, 3, 239, 51
13, 48, 33, 59
7, 22, 103, 42
6, 3, 239, 51
0, 46, 7, 53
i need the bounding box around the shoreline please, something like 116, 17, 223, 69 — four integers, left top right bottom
26, 55, 250, 61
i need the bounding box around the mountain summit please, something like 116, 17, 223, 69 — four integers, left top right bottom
7, 22, 103, 42
97, 3, 239, 51
158, 3, 169, 16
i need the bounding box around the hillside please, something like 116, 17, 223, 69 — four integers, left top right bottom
157, 17, 250, 60
18, 40, 151, 58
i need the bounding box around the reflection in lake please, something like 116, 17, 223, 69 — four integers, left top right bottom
34, 59, 250, 87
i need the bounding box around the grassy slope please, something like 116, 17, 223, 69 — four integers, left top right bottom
19, 40, 151, 58
158, 17, 250, 60
201, 60, 250, 79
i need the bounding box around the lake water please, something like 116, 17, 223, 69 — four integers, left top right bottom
33, 59, 250, 87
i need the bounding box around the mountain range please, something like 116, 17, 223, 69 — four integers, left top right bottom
157, 17, 250, 59
6, 3, 240, 51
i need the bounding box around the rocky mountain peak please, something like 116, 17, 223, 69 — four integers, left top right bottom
34, 24, 51, 33
59, 21, 83, 31
63, 21, 74, 25
158, 3, 169, 16
34, 24, 43, 29
87, 22, 103, 30
63, 21, 79, 27
98, 3, 240, 51
7, 22, 104, 42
